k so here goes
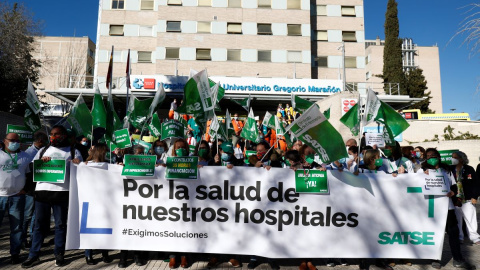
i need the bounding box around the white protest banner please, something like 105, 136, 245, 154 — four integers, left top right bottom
365, 132, 385, 148
422, 170, 449, 195
67, 166, 448, 259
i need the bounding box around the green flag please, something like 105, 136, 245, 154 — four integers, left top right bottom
262, 111, 275, 129
91, 86, 107, 128
286, 104, 347, 164
23, 79, 42, 133
323, 108, 331, 119
363, 89, 409, 142
26, 79, 41, 114
208, 115, 220, 138
106, 84, 122, 141
148, 83, 166, 118
225, 109, 234, 138
340, 103, 359, 136
67, 94, 93, 139
291, 95, 314, 114
148, 112, 162, 137
232, 94, 250, 111
127, 96, 154, 130
240, 108, 260, 143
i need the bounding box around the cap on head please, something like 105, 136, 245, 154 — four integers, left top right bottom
220, 141, 234, 154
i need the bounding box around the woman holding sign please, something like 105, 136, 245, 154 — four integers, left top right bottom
419, 148, 471, 269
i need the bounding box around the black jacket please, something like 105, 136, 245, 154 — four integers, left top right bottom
451, 165, 480, 200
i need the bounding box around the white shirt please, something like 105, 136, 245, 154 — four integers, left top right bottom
33, 146, 83, 192
0, 151, 32, 196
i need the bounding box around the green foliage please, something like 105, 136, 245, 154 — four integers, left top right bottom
425, 125, 479, 141
383, 0, 406, 95
0, 2, 41, 115
405, 68, 432, 113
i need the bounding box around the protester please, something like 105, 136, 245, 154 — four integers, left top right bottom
292, 140, 303, 151
231, 113, 244, 146
254, 141, 282, 169
450, 151, 480, 245
215, 141, 244, 168
420, 148, 471, 269
22, 125, 82, 268
169, 98, 177, 119
195, 140, 214, 166
153, 140, 169, 166
186, 130, 197, 147
187, 116, 201, 143
346, 146, 359, 173
0, 132, 34, 264
81, 143, 112, 265
412, 146, 426, 172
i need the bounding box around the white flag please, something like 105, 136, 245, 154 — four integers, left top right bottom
363, 89, 381, 126
26, 79, 41, 114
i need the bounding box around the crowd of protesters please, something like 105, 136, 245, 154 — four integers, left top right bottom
0, 108, 479, 270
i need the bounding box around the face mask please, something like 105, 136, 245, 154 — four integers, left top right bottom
50, 135, 66, 146
415, 152, 422, 158
374, 158, 383, 167
383, 149, 392, 158
155, 146, 165, 155
346, 146, 350, 153
285, 159, 291, 167
257, 151, 266, 160
338, 158, 346, 164
348, 154, 354, 160
7, 142, 20, 152
198, 149, 208, 158
176, 148, 187, 157
305, 154, 315, 164
221, 153, 231, 161
451, 158, 459, 166
427, 158, 439, 167
81, 141, 88, 146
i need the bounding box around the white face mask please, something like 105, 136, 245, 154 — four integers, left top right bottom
451, 158, 459, 165
348, 154, 354, 160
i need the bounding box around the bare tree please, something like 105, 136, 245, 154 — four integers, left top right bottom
452, 4, 480, 57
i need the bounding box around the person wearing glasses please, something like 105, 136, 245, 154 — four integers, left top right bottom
0, 133, 35, 264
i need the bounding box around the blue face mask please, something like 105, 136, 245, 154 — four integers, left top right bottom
415, 152, 421, 158
7, 142, 20, 152
221, 153, 231, 161
155, 146, 164, 155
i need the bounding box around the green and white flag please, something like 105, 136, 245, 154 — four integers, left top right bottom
67, 94, 93, 139
323, 108, 331, 119
232, 94, 251, 111
91, 86, 107, 128
363, 89, 409, 142
286, 104, 347, 164
340, 103, 360, 136
126, 95, 154, 130
225, 109, 234, 138
106, 84, 123, 141
26, 79, 41, 114
275, 116, 284, 136
262, 111, 275, 129
148, 83, 166, 118
147, 112, 162, 137
240, 108, 260, 143
175, 113, 188, 128
208, 115, 220, 138
24, 79, 42, 133
291, 95, 314, 114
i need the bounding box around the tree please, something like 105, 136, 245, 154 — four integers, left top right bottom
0, 2, 41, 115
382, 0, 406, 95
453, 4, 480, 56
405, 68, 433, 113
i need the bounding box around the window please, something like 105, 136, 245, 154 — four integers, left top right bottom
166, 48, 179, 59
316, 5, 326, 16
196, 49, 211, 60
197, 22, 211, 33
341, 6, 356, 17
257, 24, 272, 35
168, 0, 182, 5
287, 24, 301, 36
112, 0, 124, 9
141, 0, 154, 10
228, 0, 241, 8
227, 49, 241, 61
287, 51, 302, 63
316, 30, 327, 41
315, 56, 328, 67
227, 23, 242, 34
198, 0, 211, 6
258, 0, 270, 8
345, 56, 357, 68
366, 71, 371, 79
286, 0, 300, 9
138, 51, 152, 63
109, 25, 124, 36
342, 31, 356, 42
113, 51, 122, 62
166, 21, 181, 32
139, 26, 153, 36
258, 50, 271, 62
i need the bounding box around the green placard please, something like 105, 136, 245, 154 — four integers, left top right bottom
114, 128, 132, 149
438, 150, 458, 165
244, 150, 257, 164
295, 170, 329, 194
121, 155, 156, 177
165, 156, 198, 180
134, 139, 152, 154
6, 124, 33, 144
161, 120, 185, 139
33, 159, 66, 183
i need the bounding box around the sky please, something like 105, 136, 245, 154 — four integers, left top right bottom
18, 0, 480, 120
